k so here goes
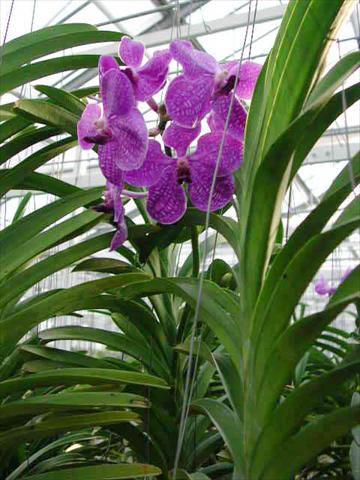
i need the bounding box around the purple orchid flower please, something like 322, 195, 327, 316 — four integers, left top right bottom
315, 268, 354, 297
119, 36, 172, 102
124, 129, 243, 224
93, 181, 128, 250
165, 39, 261, 128
77, 56, 148, 183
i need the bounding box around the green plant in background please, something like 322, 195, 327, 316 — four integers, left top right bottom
0, 0, 359, 479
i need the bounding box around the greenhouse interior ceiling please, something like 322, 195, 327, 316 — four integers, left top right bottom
0, 0, 359, 478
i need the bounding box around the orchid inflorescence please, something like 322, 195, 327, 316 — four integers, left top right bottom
77, 36, 261, 250
315, 267, 353, 297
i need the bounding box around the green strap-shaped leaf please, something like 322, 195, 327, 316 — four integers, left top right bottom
0, 24, 96, 56
0, 137, 77, 198
0, 367, 168, 397
0, 209, 102, 282
254, 293, 359, 437
38, 326, 170, 381
306, 51, 360, 107
20, 464, 161, 480
0, 55, 102, 95
252, 152, 360, 341
0, 392, 148, 426
0, 125, 59, 166
0, 232, 113, 308
253, 359, 360, 478
2, 30, 122, 75
191, 398, 243, 472
264, 405, 360, 480
20, 345, 115, 369
0, 410, 141, 448
253, 216, 359, 381
14, 100, 78, 136
0, 187, 102, 257
0, 169, 80, 197
0, 273, 150, 348
0, 116, 31, 143
35, 85, 86, 115
120, 277, 242, 372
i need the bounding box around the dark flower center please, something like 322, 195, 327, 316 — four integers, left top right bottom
176, 158, 191, 185
84, 123, 113, 145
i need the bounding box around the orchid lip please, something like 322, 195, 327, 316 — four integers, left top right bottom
176, 158, 191, 185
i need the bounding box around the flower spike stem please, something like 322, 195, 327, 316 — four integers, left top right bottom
122, 189, 148, 199
147, 97, 159, 112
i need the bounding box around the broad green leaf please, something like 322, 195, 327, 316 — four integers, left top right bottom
0, 411, 141, 447
264, 405, 360, 480
20, 463, 161, 480
0, 368, 168, 397
0, 137, 77, 198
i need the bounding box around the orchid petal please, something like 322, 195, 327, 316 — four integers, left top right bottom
77, 103, 101, 150
189, 133, 243, 176
102, 68, 135, 118
211, 94, 247, 140
110, 107, 148, 171
99, 55, 119, 79
165, 74, 213, 127
119, 36, 144, 68
189, 163, 234, 212
227, 60, 262, 99
134, 50, 172, 101
170, 39, 220, 78
163, 122, 201, 157
98, 143, 124, 186
110, 224, 128, 250
125, 139, 172, 187
147, 165, 187, 224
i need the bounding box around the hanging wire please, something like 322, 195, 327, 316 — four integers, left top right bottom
173, 0, 256, 473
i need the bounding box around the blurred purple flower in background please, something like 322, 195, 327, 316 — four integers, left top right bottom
315, 267, 353, 296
